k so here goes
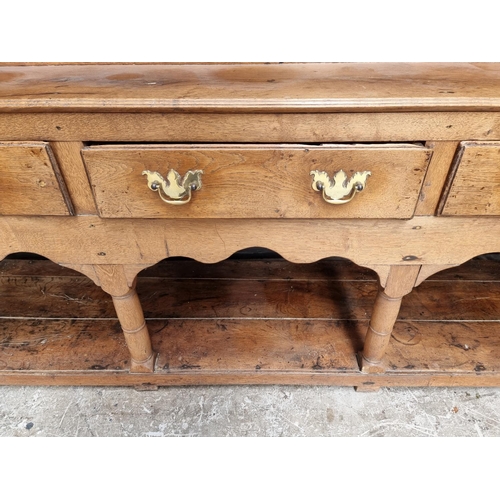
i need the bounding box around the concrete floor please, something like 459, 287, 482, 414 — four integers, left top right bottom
1, 385, 500, 437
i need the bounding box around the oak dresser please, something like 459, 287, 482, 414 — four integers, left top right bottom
1, 62, 500, 389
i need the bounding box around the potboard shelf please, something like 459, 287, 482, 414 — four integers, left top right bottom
1, 257, 499, 389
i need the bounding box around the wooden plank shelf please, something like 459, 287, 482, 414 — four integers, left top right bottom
1, 257, 500, 388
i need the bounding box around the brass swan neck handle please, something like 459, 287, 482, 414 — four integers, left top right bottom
142, 169, 203, 205
310, 169, 371, 204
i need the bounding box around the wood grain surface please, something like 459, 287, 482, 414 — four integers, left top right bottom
49, 142, 97, 215
2, 63, 500, 112
442, 141, 500, 215
2, 112, 500, 143
83, 144, 431, 219
1, 216, 500, 269
415, 141, 459, 215
0, 142, 72, 215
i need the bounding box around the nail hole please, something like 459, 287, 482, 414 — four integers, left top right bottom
403, 255, 419, 261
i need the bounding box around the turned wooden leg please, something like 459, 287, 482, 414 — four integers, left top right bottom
361, 265, 421, 374
111, 287, 155, 373
361, 290, 404, 373
92, 264, 156, 373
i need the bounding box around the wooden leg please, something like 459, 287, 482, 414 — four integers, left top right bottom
360, 265, 421, 374
111, 287, 155, 373
91, 264, 156, 374
361, 290, 404, 373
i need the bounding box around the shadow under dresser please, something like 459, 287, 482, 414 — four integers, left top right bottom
1, 62, 500, 390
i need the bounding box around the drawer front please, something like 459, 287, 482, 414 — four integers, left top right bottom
0, 142, 72, 216
82, 144, 432, 219
442, 141, 500, 216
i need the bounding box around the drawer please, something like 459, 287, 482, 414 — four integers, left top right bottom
0, 142, 72, 216
82, 144, 432, 219
442, 141, 500, 216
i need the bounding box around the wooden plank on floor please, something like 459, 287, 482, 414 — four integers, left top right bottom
151, 319, 364, 373
1, 317, 500, 387
3, 317, 500, 376
0, 319, 129, 371
387, 321, 500, 373
0, 318, 363, 373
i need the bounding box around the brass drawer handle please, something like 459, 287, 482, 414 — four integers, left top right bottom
310, 170, 371, 204
142, 169, 203, 205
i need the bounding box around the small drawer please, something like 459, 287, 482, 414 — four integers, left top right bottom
442, 141, 500, 216
82, 144, 432, 219
0, 142, 72, 216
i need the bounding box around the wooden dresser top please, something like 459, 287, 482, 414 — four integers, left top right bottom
1, 62, 500, 113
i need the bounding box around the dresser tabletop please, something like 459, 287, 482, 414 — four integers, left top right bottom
2, 62, 500, 112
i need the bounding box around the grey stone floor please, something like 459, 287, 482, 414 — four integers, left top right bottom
1, 385, 500, 437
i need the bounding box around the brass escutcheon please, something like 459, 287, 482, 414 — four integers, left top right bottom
142, 169, 203, 205
310, 169, 371, 204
